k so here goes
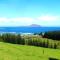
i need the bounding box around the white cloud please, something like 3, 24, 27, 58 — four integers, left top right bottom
0, 17, 33, 26
37, 15, 59, 22
0, 15, 60, 27
34, 15, 60, 26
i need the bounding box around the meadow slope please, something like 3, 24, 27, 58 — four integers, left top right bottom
0, 42, 60, 60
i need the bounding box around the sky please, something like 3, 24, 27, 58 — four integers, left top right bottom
0, 0, 60, 27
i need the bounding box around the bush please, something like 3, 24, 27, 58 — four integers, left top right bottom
43, 31, 60, 40
0, 33, 59, 49
1, 33, 25, 45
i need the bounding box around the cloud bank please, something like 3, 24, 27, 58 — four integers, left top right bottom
0, 15, 60, 27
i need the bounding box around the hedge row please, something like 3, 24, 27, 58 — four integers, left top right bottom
0, 33, 60, 49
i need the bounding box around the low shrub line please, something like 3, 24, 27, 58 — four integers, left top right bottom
0, 33, 60, 49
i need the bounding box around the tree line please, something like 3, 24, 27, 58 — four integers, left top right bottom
0, 33, 59, 49
42, 31, 60, 40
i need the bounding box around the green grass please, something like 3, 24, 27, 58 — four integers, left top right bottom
0, 42, 60, 60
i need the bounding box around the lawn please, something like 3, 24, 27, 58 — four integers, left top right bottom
0, 42, 60, 60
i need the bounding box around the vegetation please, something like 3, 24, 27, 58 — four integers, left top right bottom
43, 31, 60, 40
22, 35, 60, 49
0, 42, 60, 60
0, 31, 60, 60
0, 33, 60, 49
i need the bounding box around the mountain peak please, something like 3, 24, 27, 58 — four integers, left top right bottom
29, 24, 41, 27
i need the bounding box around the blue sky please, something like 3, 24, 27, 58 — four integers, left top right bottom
0, 0, 60, 26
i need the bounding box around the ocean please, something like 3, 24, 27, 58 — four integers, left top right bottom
0, 27, 60, 33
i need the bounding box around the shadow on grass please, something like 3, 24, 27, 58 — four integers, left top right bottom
49, 57, 58, 60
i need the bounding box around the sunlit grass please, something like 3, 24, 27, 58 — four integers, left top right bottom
0, 42, 60, 60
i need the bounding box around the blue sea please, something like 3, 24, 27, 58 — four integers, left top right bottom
0, 27, 60, 33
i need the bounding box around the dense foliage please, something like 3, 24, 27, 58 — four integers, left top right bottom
43, 31, 60, 40
0, 33, 25, 45
0, 33, 60, 49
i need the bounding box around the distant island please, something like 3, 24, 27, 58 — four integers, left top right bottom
16, 24, 41, 27
29, 24, 41, 27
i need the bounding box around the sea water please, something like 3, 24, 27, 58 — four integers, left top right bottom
0, 27, 60, 33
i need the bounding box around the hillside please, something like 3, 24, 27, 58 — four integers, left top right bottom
0, 42, 60, 60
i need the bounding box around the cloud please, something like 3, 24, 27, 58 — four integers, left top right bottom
0, 17, 33, 26
0, 15, 60, 27
37, 15, 59, 22
33, 15, 60, 26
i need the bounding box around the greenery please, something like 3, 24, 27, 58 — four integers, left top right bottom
0, 42, 60, 60
43, 31, 60, 40
0, 33, 60, 49
0, 32, 60, 60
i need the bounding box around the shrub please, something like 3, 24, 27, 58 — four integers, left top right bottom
43, 31, 60, 40
0, 33, 59, 49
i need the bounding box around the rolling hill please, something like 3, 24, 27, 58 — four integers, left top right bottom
0, 42, 60, 60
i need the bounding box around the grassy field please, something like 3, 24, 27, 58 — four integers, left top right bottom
0, 42, 60, 60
